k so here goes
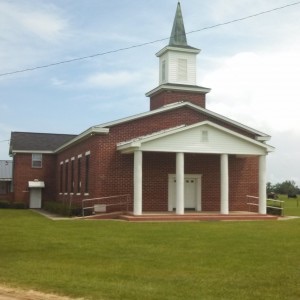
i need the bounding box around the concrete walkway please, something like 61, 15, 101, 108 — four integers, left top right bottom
30, 209, 71, 220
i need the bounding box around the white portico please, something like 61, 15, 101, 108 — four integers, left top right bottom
117, 121, 274, 216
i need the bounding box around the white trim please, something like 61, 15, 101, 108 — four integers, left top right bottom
85, 151, 91, 156
55, 127, 109, 153
77, 154, 82, 158
145, 84, 211, 98
65, 159, 69, 163
60, 161, 64, 165
71, 157, 75, 161
156, 45, 200, 57
12, 150, 53, 154
117, 120, 274, 154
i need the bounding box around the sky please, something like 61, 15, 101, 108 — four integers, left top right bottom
0, 0, 299, 186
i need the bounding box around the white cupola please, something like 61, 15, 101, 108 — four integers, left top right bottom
157, 2, 200, 86
146, 2, 211, 111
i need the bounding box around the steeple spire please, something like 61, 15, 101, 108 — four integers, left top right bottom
169, 2, 188, 47
146, 2, 211, 110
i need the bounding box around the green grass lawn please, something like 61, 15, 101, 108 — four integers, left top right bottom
0, 210, 300, 300
278, 194, 300, 216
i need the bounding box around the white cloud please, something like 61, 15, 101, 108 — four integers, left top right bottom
0, 2, 68, 43
0, 1, 70, 73
202, 47, 300, 133
83, 71, 142, 88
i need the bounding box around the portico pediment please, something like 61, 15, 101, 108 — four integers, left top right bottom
117, 121, 274, 155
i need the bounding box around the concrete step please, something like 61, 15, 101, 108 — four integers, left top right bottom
118, 214, 278, 222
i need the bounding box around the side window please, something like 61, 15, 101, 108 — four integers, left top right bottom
65, 161, 69, 193
32, 153, 42, 168
71, 159, 75, 193
85, 154, 90, 194
59, 162, 63, 193
77, 156, 81, 193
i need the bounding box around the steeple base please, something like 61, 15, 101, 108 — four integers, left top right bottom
146, 84, 211, 110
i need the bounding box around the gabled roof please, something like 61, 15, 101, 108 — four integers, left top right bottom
9, 102, 270, 154
117, 121, 274, 155
0, 160, 12, 180
94, 101, 270, 140
10, 132, 77, 154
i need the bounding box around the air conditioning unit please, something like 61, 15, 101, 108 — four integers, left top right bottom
94, 204, 106, 213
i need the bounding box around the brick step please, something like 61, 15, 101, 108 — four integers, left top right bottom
80, 211, 125, 220
118, 214, 278, 222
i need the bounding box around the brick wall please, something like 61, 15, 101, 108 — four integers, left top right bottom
12, 153, 56, 206
13, 105, 260, 212
150, 90, 206, 110
53, 106, 259, 212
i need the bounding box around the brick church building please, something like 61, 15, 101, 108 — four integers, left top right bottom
9, 3, 274, 216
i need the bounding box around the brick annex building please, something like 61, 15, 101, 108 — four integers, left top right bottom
9, 3, 274, 216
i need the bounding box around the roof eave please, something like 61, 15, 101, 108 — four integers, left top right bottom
145, 84, 211, 98
11, 150, 54, 155
156, 45, 200, 57
55, 127, 109, 153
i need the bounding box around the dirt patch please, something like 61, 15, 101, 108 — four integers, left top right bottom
0, 285, 84, 300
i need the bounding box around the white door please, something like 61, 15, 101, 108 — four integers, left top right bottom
168, 175, 201, 211
184, 178, 196, 209
29, 188, 42, 208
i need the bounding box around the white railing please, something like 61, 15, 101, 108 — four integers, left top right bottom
246, 195, 284, 215
82, 194, 130, 216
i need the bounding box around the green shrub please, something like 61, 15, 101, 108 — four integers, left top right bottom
44, 201, 82, 217
11, 202, 26, 209
0, 200, 10, 208
267, 206, 283, 216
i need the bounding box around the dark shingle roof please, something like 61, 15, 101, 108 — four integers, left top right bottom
10, 132, 77, 154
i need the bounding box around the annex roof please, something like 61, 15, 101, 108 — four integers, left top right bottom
10, 132, 77, 154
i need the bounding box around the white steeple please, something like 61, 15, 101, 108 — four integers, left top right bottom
157, 2, 200, 86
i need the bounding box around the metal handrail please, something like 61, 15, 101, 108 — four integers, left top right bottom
246, 195, 284, 215
82, 194, 130, 216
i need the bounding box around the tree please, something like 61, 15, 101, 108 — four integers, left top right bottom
272, 180, 299, 195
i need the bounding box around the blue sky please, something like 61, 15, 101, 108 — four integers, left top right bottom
0, 0, 300, 186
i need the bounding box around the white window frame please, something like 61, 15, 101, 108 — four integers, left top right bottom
32, 153, 42, 168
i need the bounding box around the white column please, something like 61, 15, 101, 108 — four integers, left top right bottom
133, 150, 143, 215
259, 155, 267, 214
220, 154, 229, 214
176, 152, 184, 215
